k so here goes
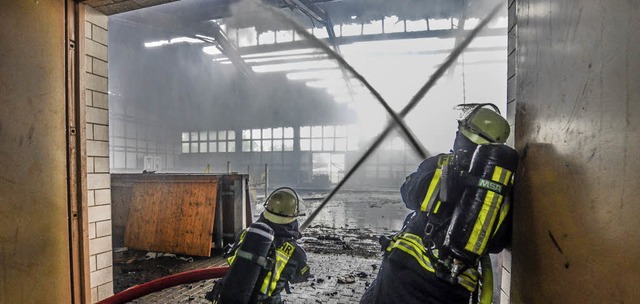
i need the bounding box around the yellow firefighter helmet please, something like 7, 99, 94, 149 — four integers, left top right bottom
263, 187, 301, 224
458, 103, 510, 144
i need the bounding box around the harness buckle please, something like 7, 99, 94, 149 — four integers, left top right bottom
424, 223, 434, 235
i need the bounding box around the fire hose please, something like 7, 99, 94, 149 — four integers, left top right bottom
96, 266, 229, 304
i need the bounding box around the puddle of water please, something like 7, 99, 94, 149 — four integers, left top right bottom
253, 191, 410, 233
301, 199, 407, 232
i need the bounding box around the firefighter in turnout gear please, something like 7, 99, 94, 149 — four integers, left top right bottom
206, 187, 310, 304
361, 104, 518, 304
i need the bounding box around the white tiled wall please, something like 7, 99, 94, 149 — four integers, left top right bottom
85, 5, 113, 303
502, 0, 517, 302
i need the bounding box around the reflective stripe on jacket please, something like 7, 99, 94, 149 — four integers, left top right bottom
226, 227, 309, 302
259, 241, 296, 296
386, 232, 479, 291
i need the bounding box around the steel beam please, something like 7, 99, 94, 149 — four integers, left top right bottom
114, 9, 255, 78
232, 27, 506, 56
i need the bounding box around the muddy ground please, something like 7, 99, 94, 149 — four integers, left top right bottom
113, 191, 410, 299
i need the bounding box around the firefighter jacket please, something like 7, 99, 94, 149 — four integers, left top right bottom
361, 153, 513, 304
224, 215, 310, 304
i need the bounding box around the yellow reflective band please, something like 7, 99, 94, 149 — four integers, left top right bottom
433, 200, 442, 214
301, 265, 309, 275
402, 233, 425, 248
493, 199, 510, 237
491, 166, 503, 183
267, 251, 291, 295
504, 168, 513, 184
259, 242, 296, 296
459, 268, 479, 282
392, 239, 434, 273
390, 233, 476, 290
386, 233, 422, 253
227, 230, 248, 265
259, 270, 273, 294
457, 271, 479, 292
492, 166, 513, 186
489, 166, 512, 237
401, 233, 427, 255
458, 277, 476, 291
420, 168, 442, 212
464, 191, 503, 254
437, 154, 453, 166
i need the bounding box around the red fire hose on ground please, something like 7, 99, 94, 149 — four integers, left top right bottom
96, 266, 229, 304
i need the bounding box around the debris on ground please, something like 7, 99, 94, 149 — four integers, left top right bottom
355, 271, 368, 278
113, 249, 226, 293
114, 191, 405, 302
144, 252, 177, 260
299, 226, 382, 259
337, 274, 356, 284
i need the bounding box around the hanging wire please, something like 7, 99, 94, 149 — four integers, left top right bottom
462, 53, 467, 104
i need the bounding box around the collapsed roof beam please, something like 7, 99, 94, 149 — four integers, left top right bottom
162, 0, 341, 23
282, 0, 355, 102
213, 46, 504, 66
205, 21, 255, 78
234, 27, 506, 56
115, 9, 255, 79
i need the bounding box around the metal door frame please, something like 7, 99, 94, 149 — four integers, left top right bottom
67, 1, 91, 302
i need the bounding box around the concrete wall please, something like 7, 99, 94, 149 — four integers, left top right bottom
511, 0, 640, 302
0, 2, 72, 303
85, 6, 114, 302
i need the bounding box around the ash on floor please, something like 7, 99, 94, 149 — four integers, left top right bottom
117, 191, 407, 303
128, 252, 381, 304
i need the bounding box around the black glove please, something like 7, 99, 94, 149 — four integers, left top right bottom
378, 235, 393, 251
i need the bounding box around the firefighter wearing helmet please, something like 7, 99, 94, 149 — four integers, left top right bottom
361, 103, 518, 304
207, 187, 310, 304
263, 188, 302, 224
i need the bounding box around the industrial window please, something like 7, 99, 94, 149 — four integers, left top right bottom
181, 130, 235, 153
300, 125, 348, 152
381, 135, 407, 151
242, 127, 294, 152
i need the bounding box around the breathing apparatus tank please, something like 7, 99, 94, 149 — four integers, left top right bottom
442, 143, 518, 279
220, 222, 274, 304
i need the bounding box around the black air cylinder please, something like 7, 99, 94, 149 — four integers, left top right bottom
220, 222, 274, 304
443, 144, 518, 265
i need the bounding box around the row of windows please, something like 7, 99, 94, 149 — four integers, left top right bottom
182, 141, 236, 153
240, 127, 295, 152
300, 125, 347, 138
181, 130, 236, 153
242, 139, 294, 152
181, 126, 408, 154
181, 130, 236, 142
242, 127, 294, 140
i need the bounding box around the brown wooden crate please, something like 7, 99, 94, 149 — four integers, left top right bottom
124, 179, 218, 256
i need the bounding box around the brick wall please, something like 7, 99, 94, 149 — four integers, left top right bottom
85, 6, 113, 303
